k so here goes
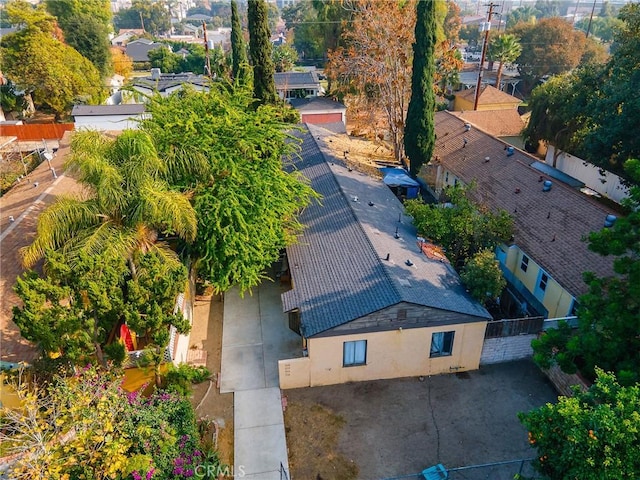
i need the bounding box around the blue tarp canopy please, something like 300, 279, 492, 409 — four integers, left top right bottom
379, 167, 420, 199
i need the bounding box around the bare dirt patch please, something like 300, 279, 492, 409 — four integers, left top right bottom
283, 361, 558, 480
323, 132, 397, 178
284, 399, 359, 480
190, 295, 234, 467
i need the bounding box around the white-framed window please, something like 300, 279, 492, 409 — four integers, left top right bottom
343, 340, 367, 367
520, 255, 529, 272
430, 331, 454, 358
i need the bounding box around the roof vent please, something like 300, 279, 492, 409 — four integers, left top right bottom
506, 146, 514, 157
405, 259, 414, 267
604, 214, 617, 228
464, 123, 471, 131
352, 196, 358, 202
542, 180, 552, 192
150, 68, 161, 80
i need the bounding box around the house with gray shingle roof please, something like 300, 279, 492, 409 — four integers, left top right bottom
131, 70, 209, 97
425, 111, 618, 319
277, 125, 491, 389
274, 71, 323, 100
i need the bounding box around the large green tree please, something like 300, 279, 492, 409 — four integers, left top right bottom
522, 4, 639, 178
114, 0, 171, 36
405, 184, 514, 269
404, 0, 437, 177
20, 130, 196, 270
230, 0, 248, 83
0, 1, 104, 118
13, 250, 127, 366
247, 0, 277, 104
510, 17, 606, 90
272, 43, 299, 72
532, 160, 640, 385
45, 0, 113, 78
141, 86, 317, 293
519, 369, 640, 480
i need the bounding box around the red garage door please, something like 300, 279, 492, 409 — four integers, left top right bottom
301, 113, 343, 124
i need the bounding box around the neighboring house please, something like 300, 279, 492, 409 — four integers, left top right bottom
453, 85, 521, 111
450, 109, 525, 149
278, 125, 491, 389
72, 104, 146, 131
458, 71, 521, 96
425, 111, 617, 319
275, 71, 322, 100
126, 38, 165, 62
288, 96, 347, 131
111, 29, 145, 46
544, 145, 630, 204
131, 69, 209, 98
180, 23, 201, 37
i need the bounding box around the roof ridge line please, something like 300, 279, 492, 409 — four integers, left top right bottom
306, 125, 404, 303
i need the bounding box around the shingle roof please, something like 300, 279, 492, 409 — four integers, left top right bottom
451, 109, 525, 137
274, 71, 320, 88
455, 85, 521, 106
288, 97, 346, 112
433, 111, 617, 298
72, 104, 146, 116
282, 125, 490, 338
132, 74, 209, 93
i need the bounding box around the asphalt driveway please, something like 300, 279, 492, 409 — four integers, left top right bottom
283, 360, 558, 480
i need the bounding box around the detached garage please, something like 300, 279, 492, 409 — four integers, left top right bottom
289, 97, 347, 132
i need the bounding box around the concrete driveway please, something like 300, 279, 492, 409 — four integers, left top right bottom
220, 280, 302, 479
283, 360, 558, 480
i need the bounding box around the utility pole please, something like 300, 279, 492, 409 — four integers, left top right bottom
585, 0, 597, 38
473, 2, 497, 111
203, 21, 212, 78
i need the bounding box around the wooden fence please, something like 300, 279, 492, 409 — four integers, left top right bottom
0, 123, 74, 140
485, 316, 545, 338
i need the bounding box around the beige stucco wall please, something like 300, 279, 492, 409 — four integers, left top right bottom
280, 322, 487, 388
279, 357, 311, 389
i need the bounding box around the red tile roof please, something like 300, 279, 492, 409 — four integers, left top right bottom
432, 111, 617, 298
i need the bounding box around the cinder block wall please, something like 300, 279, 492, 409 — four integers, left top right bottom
480, 335, 536, 365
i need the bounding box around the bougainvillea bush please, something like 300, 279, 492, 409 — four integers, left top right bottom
0, 367, 221, 479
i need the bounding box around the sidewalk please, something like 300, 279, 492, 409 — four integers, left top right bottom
0, 133, 77, 362
221, 281, 300, 479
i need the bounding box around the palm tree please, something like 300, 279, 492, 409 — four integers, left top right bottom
488, 33, 523, 90
20, 130, 197, 272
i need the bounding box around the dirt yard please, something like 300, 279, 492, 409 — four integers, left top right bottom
189, 295, 234, 467
283, 361, 558, 480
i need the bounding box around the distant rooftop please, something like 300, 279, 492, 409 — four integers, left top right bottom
455, 85, 521, 106
275, 71, 320, 88
450, 109, 524, 137
132, 73, 209, 93
72, 104, 146, 116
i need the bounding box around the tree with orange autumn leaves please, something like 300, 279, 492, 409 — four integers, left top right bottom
325, 0, 461, 163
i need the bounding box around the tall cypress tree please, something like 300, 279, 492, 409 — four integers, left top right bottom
404, 0, 437, 178
247, 0, 277, 104
231, 0, 248, 83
